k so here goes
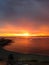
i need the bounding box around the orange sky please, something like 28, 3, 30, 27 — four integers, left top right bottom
0, 0, 49, 36
0, 22, 49, 36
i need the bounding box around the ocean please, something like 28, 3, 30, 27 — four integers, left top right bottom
0, 36, 49, 65
2, 36, 49, 55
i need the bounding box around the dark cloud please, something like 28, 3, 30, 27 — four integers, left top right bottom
0, 0, 49, 28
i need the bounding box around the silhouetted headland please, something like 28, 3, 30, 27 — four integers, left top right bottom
0, 38, 12, 47
0, 38, 13, 61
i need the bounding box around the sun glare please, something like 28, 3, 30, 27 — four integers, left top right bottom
0, 33, 31, 37
0, 33, 49, 37
15, 33, 30, 36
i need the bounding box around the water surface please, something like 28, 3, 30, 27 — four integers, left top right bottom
2, 36, 49, 55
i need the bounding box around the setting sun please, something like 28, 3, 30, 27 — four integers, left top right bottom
15, 33, 31, 36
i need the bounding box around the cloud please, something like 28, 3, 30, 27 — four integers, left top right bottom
0, 0, 49, 33
0, 0, 49, 20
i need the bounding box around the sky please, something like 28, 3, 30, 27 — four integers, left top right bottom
0, 0, 49, 34
0, 0, 49, 55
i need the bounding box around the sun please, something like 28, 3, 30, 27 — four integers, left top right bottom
14, 33, 31, 36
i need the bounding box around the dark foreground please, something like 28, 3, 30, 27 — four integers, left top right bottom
0, 49, 49, 65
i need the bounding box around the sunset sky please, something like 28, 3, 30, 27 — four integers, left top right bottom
0, 0, 49, 55
0, 0, 49, 35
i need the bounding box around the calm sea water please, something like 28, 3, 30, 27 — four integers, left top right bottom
0, 36, 49, 65
2, 36, 49, 55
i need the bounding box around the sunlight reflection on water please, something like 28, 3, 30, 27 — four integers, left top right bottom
3, 36, 49, 54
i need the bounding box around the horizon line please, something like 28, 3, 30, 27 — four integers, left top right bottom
0, 33, 49, 37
